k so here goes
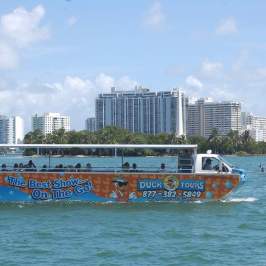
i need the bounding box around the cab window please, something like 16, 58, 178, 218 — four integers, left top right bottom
202, 157, 220, 171
222, 163, 229, 172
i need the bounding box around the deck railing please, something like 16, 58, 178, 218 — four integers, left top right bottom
0, 165, 193, 173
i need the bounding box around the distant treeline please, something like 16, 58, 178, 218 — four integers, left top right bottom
23, 127, 266, 155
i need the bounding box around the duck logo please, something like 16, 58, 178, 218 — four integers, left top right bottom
163, 176, 179, 191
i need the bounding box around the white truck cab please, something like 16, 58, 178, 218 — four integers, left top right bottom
195, 153, 233, 174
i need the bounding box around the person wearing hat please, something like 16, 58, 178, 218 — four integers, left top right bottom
110, 177, 136, 202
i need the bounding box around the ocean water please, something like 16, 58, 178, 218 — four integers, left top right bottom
0, 156, 266, 266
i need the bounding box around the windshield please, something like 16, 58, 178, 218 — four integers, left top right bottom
218, 156, 234, 168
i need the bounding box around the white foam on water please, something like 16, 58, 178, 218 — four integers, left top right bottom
222, 197, 258, 203
193, 200, 203, 204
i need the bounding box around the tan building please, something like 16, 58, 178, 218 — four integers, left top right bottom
187, 98, 241, 138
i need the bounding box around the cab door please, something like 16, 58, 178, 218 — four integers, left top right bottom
198, 156, 221, 174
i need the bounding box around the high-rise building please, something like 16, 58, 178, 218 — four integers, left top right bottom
0, 115, 24, 144
240, 112, 252, 130
85, 117, 96, 132
241, 112, 266, 142
32, 113, 70, 135
187, 99, 241, 138
95, 87, 186, 136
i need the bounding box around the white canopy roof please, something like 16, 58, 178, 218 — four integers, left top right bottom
0, 144, 197, 150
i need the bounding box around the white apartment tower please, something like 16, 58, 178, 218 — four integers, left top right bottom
32, 113, 70, 135
95, 87, 186, 136
0, 115, 24, 144
241, 112, 266, 142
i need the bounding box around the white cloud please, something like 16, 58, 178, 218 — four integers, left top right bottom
183, 53, 266, 116
201, 59, 223, 76
0, 74, 139, 131
0, 41, 19, 69
64, 76, 93, 92
67, 16, 78, 26
185, 75, 203, 88
144, 1, 165, 29
216, 17, 238, 35
208, 86, 234, 100
0, 5, 49, 47
116, 76, 138, 90
0, 5, 49, 70
184, 80, 235, 103
95, 73, 115, 90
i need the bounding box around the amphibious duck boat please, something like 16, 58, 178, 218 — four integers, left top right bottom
0, 144, 246, 203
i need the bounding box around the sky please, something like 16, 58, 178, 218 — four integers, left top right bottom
0, 0, 266, 132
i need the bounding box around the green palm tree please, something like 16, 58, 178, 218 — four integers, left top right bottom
227, 130, 240, 153
208, 128, 221, 153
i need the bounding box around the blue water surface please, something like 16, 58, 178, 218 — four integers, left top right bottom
0, 155, 265, 266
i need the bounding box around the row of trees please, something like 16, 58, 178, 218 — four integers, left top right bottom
23, 127, 266, 155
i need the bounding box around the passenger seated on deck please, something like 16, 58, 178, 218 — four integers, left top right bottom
160, 163, 166, 172
65, 165, 74, 172
27, 160, 36, 169
55, 164, 64, 172
203, 158, 212, 170
41, 164, 47, 172
86, 163, 92, 172
25, 160, 36, 172
75, 163, 81, 172
18, 162, 24, 170
131, 163, 137, 172
1, 163, 7, 171
13, 163, 19, 171
122, 162, 130, 172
